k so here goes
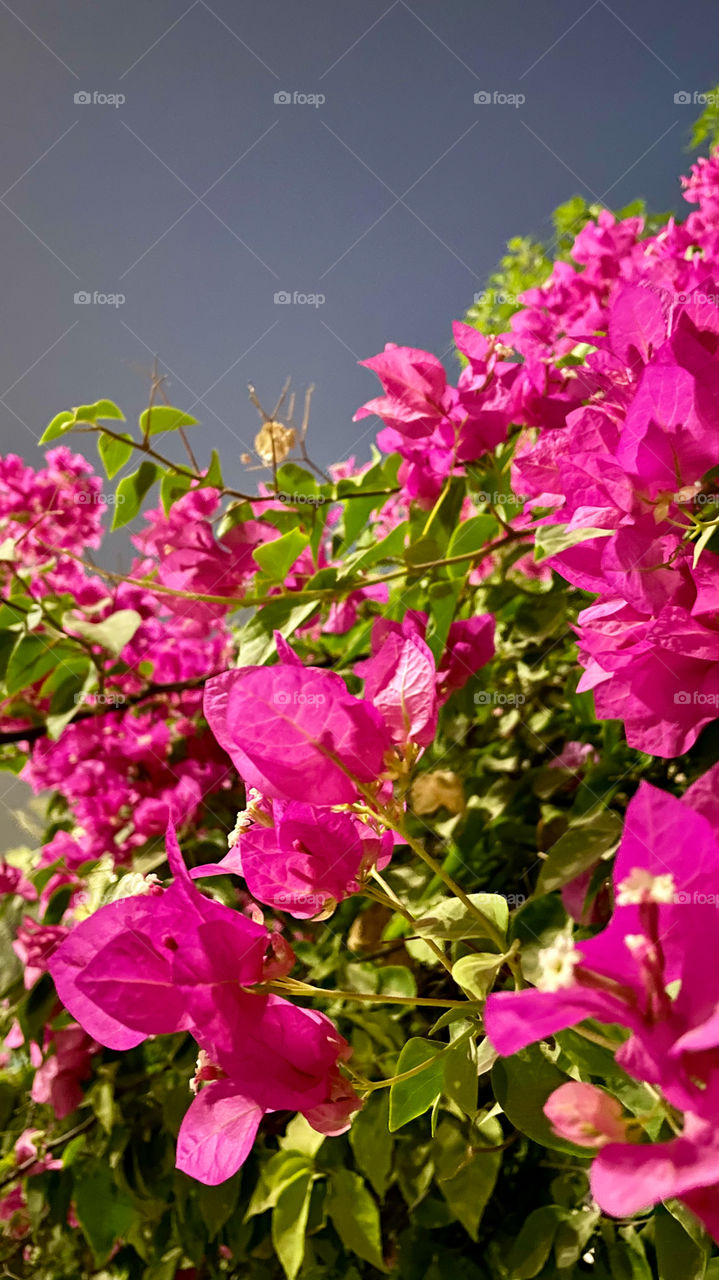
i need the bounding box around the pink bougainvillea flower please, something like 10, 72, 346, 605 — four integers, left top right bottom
13, 919, 69, 989
360, 611, 494, 712
355, 628, 438, 748
576, 598, 719, 757
30, 1026, 98, 1119
437, 615, 495, 701
50, 825, 359, 1183
226, 803, 367, 917
194, 801, 393, 918
0, 862, 37, 903
204, 663, 392, 805
49, 826, 268, 1050
486, 779, 719, 1239
589, 1115, 719, 1235
486, 781, 719, 1060
354, 344, 454, 439
544, 1082, 630, 1149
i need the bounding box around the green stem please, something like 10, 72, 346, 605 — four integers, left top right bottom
368, 870, 453, 974
398, 826, 507, 952
362, 1025, 476, 1093
266, 978, 473, 1010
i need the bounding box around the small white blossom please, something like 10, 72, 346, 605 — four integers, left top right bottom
108, 872, 161, 901
536, 933, 581, 992
616, 867, 676, 907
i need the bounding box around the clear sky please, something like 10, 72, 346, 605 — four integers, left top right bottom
0, 0, 718, 493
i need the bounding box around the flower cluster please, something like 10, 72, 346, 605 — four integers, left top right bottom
486, 771, 719, 1238
49, 826, 359, 1184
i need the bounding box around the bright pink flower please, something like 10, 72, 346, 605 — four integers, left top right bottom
437, 615, 495, 700
13, 919, 69, 989
544, 1082, 629, 1148
0, 862, 36, 902
355, 629, 438, 748
195, 801, 392, 918
204, 663, 392, 805
354, 344, 454, 439
30, 1027, 97, 1119
486, 779, 719, 1239
50, 826, 359, 1182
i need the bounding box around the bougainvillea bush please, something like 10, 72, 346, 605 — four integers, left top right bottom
6, 141, 719, 1280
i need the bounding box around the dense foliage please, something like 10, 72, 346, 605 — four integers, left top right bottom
4, 126, 719, 1280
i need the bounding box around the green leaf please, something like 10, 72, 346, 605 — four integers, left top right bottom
656, 1204, 710, 1280
339, 521, 408, 577
73, 1160, 135, 1265
112, 461, 161, 530
326, 1169, 386, 1270
98, 431, 133, 478
536, 810, 622, 894
451, 952, 505, 1001
204, 447, 224, 488
253, 528, 310, 582
40, 399, 124, 445
274, 462, 322, 499
6, 633, 75, 696
279, 1113, 326, 1158
377, 965, 417, 998
245, 1151, 313, 1218
424, 581, 462, 663
272, 1169, 315, 1280
414, 893, 508, 945
389, 1038, 445, 1131
405, 535, 443, 570
349, 1092, 393, 1199
533, 523, 613, 563
607, 1226, 653, 1280
506, 1205, 562, 1278
139, 404, 198, 436
63, 608, 142, 658
492, 1043, 590, 1156
554, 1206, 600, 1269
442, 1036, 478, 1116
198, 1175, 241, 1241
39, 411, 74, 444
435, 1116, 502, 1241
446, 514, 497, 577
160, 468, 194, 514
143, 1251, 185, 1280
73, 398, 124, 424
236, 598, 319, 666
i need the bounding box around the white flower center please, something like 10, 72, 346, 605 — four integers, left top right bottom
616, 867, 675, 907
536, 933, 581, 992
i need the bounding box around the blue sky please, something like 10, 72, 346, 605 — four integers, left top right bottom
0, 0, 718, 493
